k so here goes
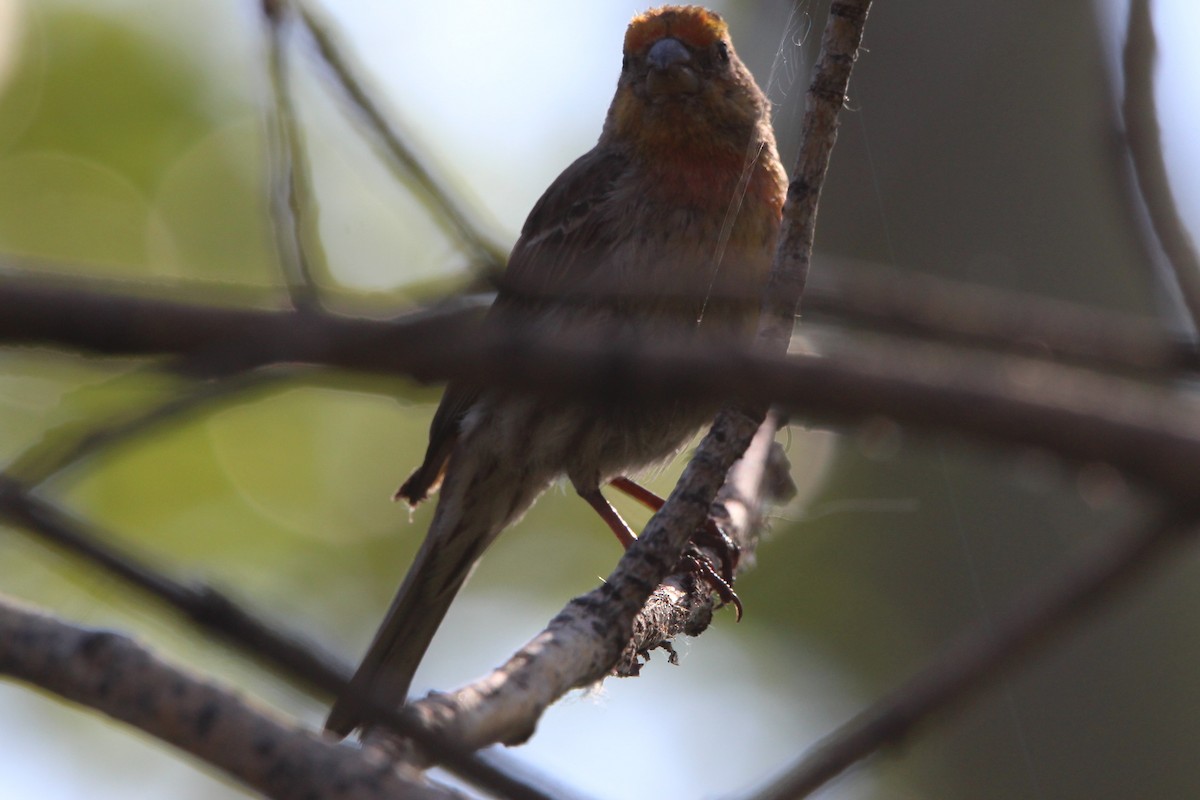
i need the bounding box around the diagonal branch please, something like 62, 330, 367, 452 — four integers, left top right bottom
616, 409, 796, 670
0, 474, 351, 696
9, 368, 292, 485
0, 473, 581, 800
402, 413, 794, 750
292, 1, 508, 270
758, 0, 874, 351
750, 508, 1197, 799
262, 0, 326, 312
0, 596, 462, 800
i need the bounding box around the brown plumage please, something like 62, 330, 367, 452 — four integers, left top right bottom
325, 5, 786, 737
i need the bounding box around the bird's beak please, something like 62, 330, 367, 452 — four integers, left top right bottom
645, 37, 700, 96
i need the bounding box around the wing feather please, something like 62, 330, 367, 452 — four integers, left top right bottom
398, 145, 630, 504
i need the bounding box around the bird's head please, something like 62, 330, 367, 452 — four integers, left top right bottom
604, 6, 772, 157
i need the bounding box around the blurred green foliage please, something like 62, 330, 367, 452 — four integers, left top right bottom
0, 2, 278, 282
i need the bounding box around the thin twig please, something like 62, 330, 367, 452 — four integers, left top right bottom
263, 0, 326, 312
292, 1, 508, 270
9, 369, 291, 485
758, 0, 874, 351
1123, 0, 1200, 335
749, 509, 1196, 800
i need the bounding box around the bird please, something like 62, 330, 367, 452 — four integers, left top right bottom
325, 5, 787, 737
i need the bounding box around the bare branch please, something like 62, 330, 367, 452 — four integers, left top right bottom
9, 368, 292, 484
0, 270, 489, 375
6, 259, 1198, 383
8, 256, 1193, 387
263, 0, 326, 311
292, 1, 508, 270
750, 509, 1196, 800
759, 0, 875, 352
404, 413, 794, 749
0, 596, 462, 799
616, 410, 795, 672
7, 268, 1200, 506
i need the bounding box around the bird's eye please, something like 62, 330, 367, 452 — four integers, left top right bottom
622, 55, 630, 71
716, 41, 730, 63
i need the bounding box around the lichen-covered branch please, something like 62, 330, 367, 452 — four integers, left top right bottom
402, 413, 794, 750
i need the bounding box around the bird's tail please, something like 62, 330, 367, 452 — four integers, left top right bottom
325, 447, 548, 737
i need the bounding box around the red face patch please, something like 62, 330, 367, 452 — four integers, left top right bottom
624, 6, 728, 56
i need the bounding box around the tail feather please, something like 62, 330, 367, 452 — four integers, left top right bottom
394, 435, 456, 506
326, 447, 550, 737
394, 459, 448, 506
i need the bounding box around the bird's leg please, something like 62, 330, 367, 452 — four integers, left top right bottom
609, 476, 666, 512
578, 485, 638, 549
609, 476, 741, 578
607, 476, 743, 620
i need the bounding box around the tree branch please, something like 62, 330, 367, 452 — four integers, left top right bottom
614, 409, 796, 673
291, 1, 508, 271
759, 0, 874, 351
262, 0, 326, 312
5, 259, 1196, 383
401, 413, 794, 750
0, 596, 465, 800
6, 264, 1200, 505
0, 270, 489, 376
0, 475, 351, 696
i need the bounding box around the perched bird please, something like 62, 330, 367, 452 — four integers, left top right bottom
326, 5, 787, 736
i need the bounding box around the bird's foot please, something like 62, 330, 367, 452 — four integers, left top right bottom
680, 520, 743, 620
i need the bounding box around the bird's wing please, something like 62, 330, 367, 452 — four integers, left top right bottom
500, 144, 629, 306
397, 145, 629, 504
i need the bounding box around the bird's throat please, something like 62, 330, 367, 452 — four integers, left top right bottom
642, 144, 783, 215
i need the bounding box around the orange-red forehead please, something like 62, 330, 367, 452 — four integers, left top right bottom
624, 6, 729, 55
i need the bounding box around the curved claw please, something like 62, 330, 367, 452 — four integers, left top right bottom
681, 552, 744, 621
693, 519, 741, 582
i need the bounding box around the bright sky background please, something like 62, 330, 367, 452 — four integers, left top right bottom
1152, 0, 1200, 250
316, 0, 633, 237
326, 0, 1200, 268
